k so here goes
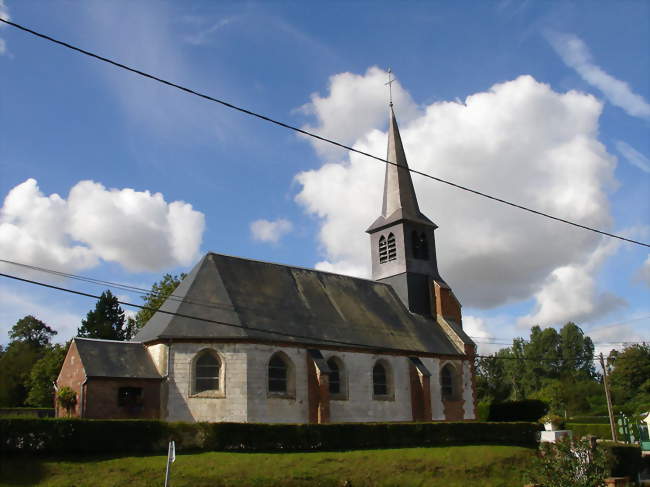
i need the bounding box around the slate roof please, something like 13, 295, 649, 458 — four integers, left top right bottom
367, 106, 437, 233
133, 253, 473, 356
74, 337, 162, 379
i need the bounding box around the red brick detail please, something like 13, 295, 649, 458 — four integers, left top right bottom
433, 281, 462, 325
464, 347, 478, 420
84, 378, 161, 419
55, 342, 85, 418
442, 399, 464, 421
409, 364, 432, 421
307, 356, 330, 424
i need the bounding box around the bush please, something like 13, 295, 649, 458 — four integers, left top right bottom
567, 423, 613, 440
569, 416, 610, 424
600, 442, 642, 479
488, 400, 548, 422
0, 419, 542, 454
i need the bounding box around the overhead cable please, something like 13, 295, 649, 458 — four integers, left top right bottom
1, 18, 648, 248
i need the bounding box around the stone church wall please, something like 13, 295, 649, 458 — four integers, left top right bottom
160, 342, 475, 423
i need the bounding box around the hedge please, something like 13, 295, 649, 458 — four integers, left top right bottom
487, 400, 548, 422
0, 418, 542, 454
567, 423, 614, 440
601, 442, 643, 479
0, 408, 55, 418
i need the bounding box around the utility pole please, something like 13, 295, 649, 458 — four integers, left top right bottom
599, 352, 617, 442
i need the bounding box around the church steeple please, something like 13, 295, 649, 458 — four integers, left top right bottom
368, 106, 437, 233
366, 101, 450, 317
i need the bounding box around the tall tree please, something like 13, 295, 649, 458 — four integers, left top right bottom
77, 290, 133, 340
26, 343, 68, 407
0, 341, 42, 406
133, 273, 186, 330
608, 343, 650, 411
9, 315, 57, 348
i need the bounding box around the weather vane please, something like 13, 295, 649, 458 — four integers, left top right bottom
385, 68, 395, 106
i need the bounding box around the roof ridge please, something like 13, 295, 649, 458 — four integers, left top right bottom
75, 337, 144, 345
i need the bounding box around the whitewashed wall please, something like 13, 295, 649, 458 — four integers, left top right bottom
153, 342, 474, 423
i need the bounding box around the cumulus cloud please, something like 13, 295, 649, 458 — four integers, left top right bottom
616, 140, 650, 173
296, 73, 617, 311
517, 238, 626, 328
250, 218, 293, 244
0, 0, 10, 56
0, 179, 204, 273
546, 32, 650, 119
463, 315, 503, 354
299, 67, 420, 158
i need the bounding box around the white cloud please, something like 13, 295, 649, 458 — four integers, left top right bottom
463, 315, 503, 354
546, 32, 650, 119
587, 320, 649, 358
616, 140, 650, 173
636, 254, 650, 287
517, 238, 626, 328
0, 178, 204, 273
0, 0, 10, 56
299, 67, 420, 158
250, 218, 293, 244
296, 73, 617, 311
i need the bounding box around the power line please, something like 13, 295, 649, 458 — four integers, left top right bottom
1, 18, 648, 249
2, 270, 641, 361
1, 258, 643, 347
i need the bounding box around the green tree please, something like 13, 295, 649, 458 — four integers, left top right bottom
9, 315, 57, 348
0, 341, 42, 406
133, 273, 185, 330
77, 290, 133, 340
26, 343, 68, 407
608, 343, 650, 412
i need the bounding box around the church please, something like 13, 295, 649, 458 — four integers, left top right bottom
56, 104, 477, 423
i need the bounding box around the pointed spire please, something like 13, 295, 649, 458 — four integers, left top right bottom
367, 106, 435, 232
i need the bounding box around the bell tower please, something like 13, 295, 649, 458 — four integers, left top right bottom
366, 103, 461, 322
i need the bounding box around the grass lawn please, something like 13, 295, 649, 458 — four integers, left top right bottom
0, 445, 536, 487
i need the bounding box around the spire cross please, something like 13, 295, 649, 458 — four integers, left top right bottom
385, 68, 395, 106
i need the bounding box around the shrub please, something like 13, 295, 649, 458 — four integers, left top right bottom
527, 437, 608, 487
567, 423, 613, 440
600, 442, 642, 479
56, 387, 77, 417
488, 400, 548, 422
0, 419, 542, 454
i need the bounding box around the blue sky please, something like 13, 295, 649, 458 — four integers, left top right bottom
0, 0, 648, 353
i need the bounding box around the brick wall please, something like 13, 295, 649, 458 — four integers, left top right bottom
55, 342, 85, 418
85, 378, 161, 419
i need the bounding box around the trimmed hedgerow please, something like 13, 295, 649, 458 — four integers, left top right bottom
601, 442, 643, 479
0, 418, 542, 454
567, 423, 613, 440
487, 400, 548, 422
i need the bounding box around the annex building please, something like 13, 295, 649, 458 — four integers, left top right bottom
56, 105, 477, 423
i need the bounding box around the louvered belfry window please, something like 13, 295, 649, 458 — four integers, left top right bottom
387, 233, 397, 261
379, 235, 388, 263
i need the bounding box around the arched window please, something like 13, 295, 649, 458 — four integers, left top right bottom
268, 354, 288, 393
326, 356, 347, 399
194, 350, 221, 394
387, 233, 397, 261
412, 231, 429, 260
440, 363, 455, 400
379, 235, 388, 263
372, 360, 393, 399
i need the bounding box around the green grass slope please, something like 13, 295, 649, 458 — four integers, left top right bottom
1, 445, 535, 487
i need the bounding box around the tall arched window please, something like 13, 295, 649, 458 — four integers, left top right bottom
379, 235, 388, 263
387, 233, 397, 261
412, 231, 429, 260
326, 356, 347, 399
440, 363, 455, 400
268, 354, 288, 393
194, 350, 221, 394
372, 360, 393, 399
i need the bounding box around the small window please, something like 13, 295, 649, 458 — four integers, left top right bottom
441, 364, 455, 400
379, 235, 388, 264
118, 387, 142, 408
195, 351, 220, 393
373, 362, 388, 396
269, 354, 288, 393
412, 231, 429, 260
387, 233, 397, 261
